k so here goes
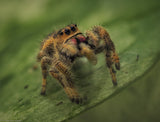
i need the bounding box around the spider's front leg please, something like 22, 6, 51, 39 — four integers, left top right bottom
94, 26, 120, 70
86, 26, 120, 85
50, 58, 82, 104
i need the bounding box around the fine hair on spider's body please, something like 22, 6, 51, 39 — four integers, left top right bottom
37, 24, 120, 104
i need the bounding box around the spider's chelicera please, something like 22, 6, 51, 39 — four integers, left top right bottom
37, 24, 120, 104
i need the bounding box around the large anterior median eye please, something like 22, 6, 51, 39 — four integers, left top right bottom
65, 29, 70, 35
71, 26, 76, 31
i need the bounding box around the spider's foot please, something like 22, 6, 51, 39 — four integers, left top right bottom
70, 96, 83, 104
110, 68, 118, 86
40, 89, 46, 96
115, 62, 120, 70
40, 92, 46, 96
112, 79, 118, 86
64, 87, 83, 104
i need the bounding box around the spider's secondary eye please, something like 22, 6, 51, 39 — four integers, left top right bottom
71, 26, 76, 31
60, 31, 63, 35
74, 24, 77, 27
65, 29, 70, 35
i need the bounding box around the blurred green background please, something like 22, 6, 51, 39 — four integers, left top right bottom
0, 0, 160, 122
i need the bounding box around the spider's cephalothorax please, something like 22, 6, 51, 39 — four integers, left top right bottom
37, 24, 120, 104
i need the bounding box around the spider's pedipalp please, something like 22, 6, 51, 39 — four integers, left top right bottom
79, 43, 97, 65
61, 43, 79, 57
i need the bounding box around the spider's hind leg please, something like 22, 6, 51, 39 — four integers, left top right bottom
40, 57, 52, 95
87, 26, 120, 85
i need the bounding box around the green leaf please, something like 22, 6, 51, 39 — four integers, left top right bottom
0, 0, 160, 122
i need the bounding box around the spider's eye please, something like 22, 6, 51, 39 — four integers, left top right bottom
74, 24, 77, 27
60, 31, 63, 35
65, 29, 70, 35
70, 26, 76, 31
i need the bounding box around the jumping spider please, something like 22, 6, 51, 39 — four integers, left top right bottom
37, 24, 120, 104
